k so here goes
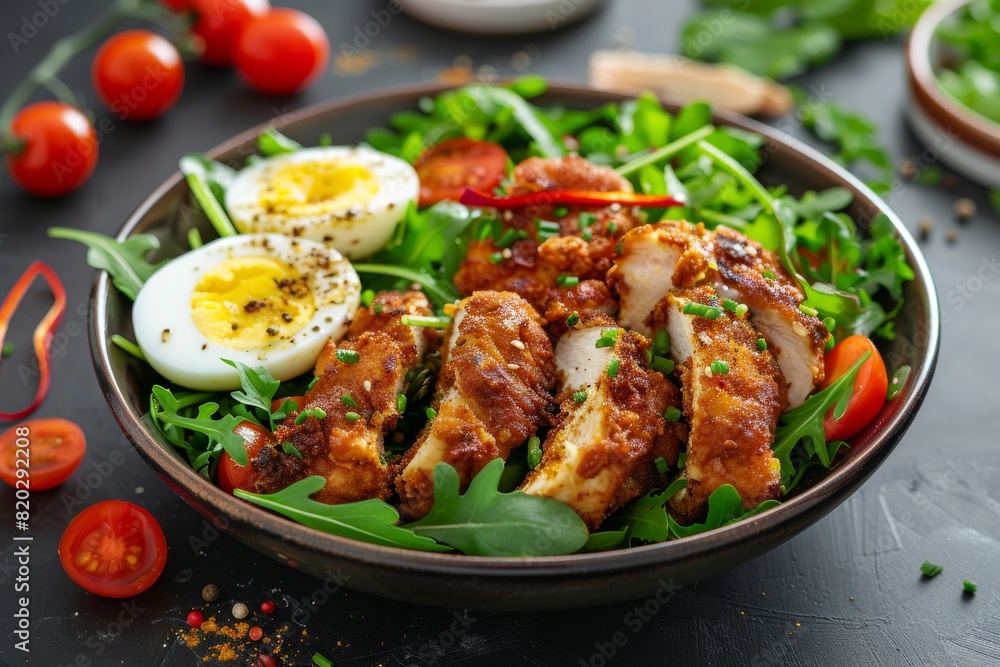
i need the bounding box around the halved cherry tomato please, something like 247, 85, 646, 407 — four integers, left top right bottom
414, 138, 509, 207
821, 335, 888, 441
58, 500, 167, 598
0, 418, 86, 491
233, 8, 329, 96
270, 395, 304, 414
5, 101, 98, 197
218, 420, 275, 494
92, 30, 185, 122
189, 0, 268, 66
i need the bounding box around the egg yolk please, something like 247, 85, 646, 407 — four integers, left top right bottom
259, 161, 379, 216
191, 256, 315, 350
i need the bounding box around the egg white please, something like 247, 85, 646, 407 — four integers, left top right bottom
224, 145, 418, 259
132, 234, 361, 391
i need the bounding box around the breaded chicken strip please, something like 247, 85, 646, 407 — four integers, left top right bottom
395, 291, 556, 520
255, 291, 436, 504
646, 285, 785, 520
520, 314, 682, 529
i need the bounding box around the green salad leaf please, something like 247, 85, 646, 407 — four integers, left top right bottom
405, 459, 590, 556
604, 479, 688, 544
179, 153, 238, 238
666, 485, 781, 538
151, 385, 248, 466
258, 127, 303, 156
236, 476, 450, 552
47, 227, 165, 301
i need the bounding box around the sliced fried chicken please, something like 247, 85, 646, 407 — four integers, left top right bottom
256, 291, 436, 504
711, 226, 828, 408
646, 285, 785, 520
608, 220, 714, 337
520, 314, 682, 529
395, 291, 556, 520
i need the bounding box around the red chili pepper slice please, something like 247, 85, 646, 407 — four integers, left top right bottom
0, 261, 66, 421
458, 188, 685, 210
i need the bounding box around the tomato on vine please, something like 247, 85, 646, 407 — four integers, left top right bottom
233, 8, 329, 96
189, 0, 269, 66
4, 102, 98, 197
92, 30, 185, 122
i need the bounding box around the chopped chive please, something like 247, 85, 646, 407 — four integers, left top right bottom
710, 360, 729, 374
496, 228, 519, 248
963, 579, 977, 594
826, 334, 836, 351
373, 303, 383, 315
295, 408, 327, 425
517, 229, 530, 240
556, 275, 579, 288
187, 227, 203, 250
111, 335, 146, 362
425, 407, 437, 420
396, 393, 407, 413
336, 349, 360, 364
307, 376, 320, 390
566, 311, 580, 327
535, 219, 560, 240
578, 212, 597, 229
651, 356, 674, 375
527, 436, 542, 469
664, 406, 681, 421
607, 221, 618, 234
360, 289, 376, 308
401, 315, 452, 329
644, 347, 653, 366
581, 230, 592, 242
735, 303, 748, 317
653, 329, 670, 355
756, 337, 767, 351
722, 299, 739, 312
607, 357, 620, 378
595, 328, 619, 348
920, 561, 943, 577
654, 456, 669, 475
682, 302, 722, 319
823, 316, 836, 332
488, 251, 504, 264
344, 411, 362, 422
313, 653, 335, 667
886, 365, 911, 400
615, 240, 624, 256
799, 304, 819, 317
553, 205, 569, 218
573, 390, 587, 403
341, 394, 358, 407
281, 442, 304, 459
676, 451, 687, 468
763, 269, 777, 280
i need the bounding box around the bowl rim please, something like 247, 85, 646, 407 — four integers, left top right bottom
906, 0, 1000, 159
90, 80, 940, 578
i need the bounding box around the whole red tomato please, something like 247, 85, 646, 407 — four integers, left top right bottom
5, 101, 98, 197
189, 0, 269, 66
92, 30, 185, 122
233, 8, 329, 96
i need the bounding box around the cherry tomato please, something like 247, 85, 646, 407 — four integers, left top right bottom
92, 30, 185, 122
0, 418, 86, 491
821, 335, 888, 441
414, 138, 509, 207
58, 501, 167, 598
189, 0, 268, 66
218, 420, 275, 494
233, 8, 329, 96
5, 102, 98, 197
270, 395, 304, 414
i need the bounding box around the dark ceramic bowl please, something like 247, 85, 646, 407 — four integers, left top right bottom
90, 83, 939, 611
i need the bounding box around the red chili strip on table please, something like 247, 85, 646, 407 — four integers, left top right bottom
0, 261, 66, 421
458, 188, 685, 210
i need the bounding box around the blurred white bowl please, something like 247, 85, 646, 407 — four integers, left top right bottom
398, 0, 606, 35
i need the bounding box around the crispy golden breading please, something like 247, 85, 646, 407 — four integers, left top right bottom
520, 314, 682, 529
711, 226, 828, 408
395, 291, 556, 520
257, 291, 435, 504
647, 285, 785, 520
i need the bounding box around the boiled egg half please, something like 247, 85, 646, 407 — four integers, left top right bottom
132, 234, 361, 391
224, 145, 419, 259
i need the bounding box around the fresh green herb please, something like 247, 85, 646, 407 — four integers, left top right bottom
336, 349, 360, 364
757, 337, 768, 351
178, 154, 239, 238
566, 311, 580, 327
615, 124, 714, 178
220, 359, 297, 431
735, 303, 748, 317
1, 342, 13, 358
236, 476, 449, 551
573, 390, 588, 403
110, 334, 146, 362
396, 393, 407, 413
602, 479, 687, 544
405, 459, 588, 556
341, 394, 358, 408
607, 221, 618, 234
360, 289, 376, 308
664, 406, 682, 422
187, 227, 203, 250
495, 228, 519, 248
651, 356, 675, 375
682, 302, 722, 319
295, 408, 327, 425
553, 205, 569, 218
710, 360, 729, 374
47, 228, 165, 301
963, 579, 977, 594
936, 0, 1000, 125
607, 357, 620, 378
676, 452, 687, 469
312, 653, 335, 667
536, 219, 560, 240
488, 251, 504, 264
344, 411, 361, 423
763, 270, 777, 280
615, 240, 624, 256
595, 328, 619, 348
307, 376, 320, 391
281, 442, 304, 459
400, 315, 452, 329
920, 561, 944, 577
653, 330, 670, 355
722, 299, 739, 312
823, 316, 836, 331
556, 274, 579, 288
826, 335, 836, 351
151, 385, 247, 467
581, 230, 593, 242
886, 365, 911, 400
578, 212, 597, 229
579, 529, 628, 553
666, 484, 780, 539
426, 407, 437, 420
258, 127, 302, 156
654, 457, 669, 475
527, 436, 542, 469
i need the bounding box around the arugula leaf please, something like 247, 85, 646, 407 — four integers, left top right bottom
604, 479, 688, 544
579, 529, 628, 553
771, 351, 869, 490
667, 485, 780, 538
258, 128, 303, 156
236, 476, 450, 552
179, 153, 238, 238
221, 359, 283, 429
463, 85, 566, 158
151, 385, 248, 466
405, 459, 589, 556
47, 227, 166, 301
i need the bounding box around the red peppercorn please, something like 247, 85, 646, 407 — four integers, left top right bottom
186, 610, 204, 628
260, 600, 275, 614
249, 625, 263, 641
255, 655, 276, 667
